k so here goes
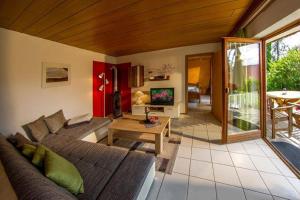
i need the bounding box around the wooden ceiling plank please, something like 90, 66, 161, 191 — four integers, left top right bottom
0, 0, 32, 27
9, 0, 64, 31
69, 15, 238, 49
56, 0, 250, 45
51, 0, 241, 42
23, 0, 100, 35
0, 0, 254, 56
38, 0, 178, 38
86, 27, 230, 53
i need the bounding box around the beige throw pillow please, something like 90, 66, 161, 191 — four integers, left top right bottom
27, 116, 49, 142
44, 110, 67, 134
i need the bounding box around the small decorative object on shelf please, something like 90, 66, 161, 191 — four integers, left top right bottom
146, 63, 175, 81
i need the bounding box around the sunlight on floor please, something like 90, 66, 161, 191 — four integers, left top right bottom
146, 105, 300, 200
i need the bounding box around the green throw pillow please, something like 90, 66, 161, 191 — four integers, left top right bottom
32, 145, 49, 168
44, 150, 84, 195
22, 144, 36, 158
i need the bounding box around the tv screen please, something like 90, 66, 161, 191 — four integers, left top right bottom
150, 88, 174, 105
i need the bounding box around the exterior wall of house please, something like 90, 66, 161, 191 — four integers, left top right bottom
0, 28, 116, 136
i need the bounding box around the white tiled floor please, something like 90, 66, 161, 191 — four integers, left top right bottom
146, 105, 300, 200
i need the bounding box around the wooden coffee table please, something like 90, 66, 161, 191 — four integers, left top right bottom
107, 114, 171, 154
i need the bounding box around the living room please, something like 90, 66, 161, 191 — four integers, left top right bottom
0, 0, 300, 200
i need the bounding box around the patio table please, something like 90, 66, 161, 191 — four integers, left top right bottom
267, 91, 300, 106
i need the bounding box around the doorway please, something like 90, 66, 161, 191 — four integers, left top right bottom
185, 53, 213, 113
264, 24, 300, 175
222, 38, 263, 143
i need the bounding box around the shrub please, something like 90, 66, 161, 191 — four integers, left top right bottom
267, 49, 300, 91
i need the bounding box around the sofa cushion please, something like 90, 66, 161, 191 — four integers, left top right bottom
7, 132, 35, 149
0, 134, 76, 200
27, 116, 49, 142
57, 117, 111, 140
32, 145, 50, 168
48, 139, 128, 200
21, 144, 36, 159
97, 152, 155, 200
45, 149, 84, 195
45, 110, 67, 133
67, 113, 92, 127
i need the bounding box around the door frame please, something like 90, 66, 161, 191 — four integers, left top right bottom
261, 20, 300, 178
185, 53, 214, 113
222, 37, 264, 143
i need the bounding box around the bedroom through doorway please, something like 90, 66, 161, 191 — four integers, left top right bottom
185, 53, 213, 113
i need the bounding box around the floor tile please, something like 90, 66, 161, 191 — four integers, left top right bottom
213, 163, 241, 187
250, 156, 281, 174
191, 147, 211, 162
270, 158, 296, 178
216, 183, 246, 200
259, 145, 279, 159
210, 143, 228, 151
146, 172, 164, 200
287, 177, 300, 195
193, 130, 208, 139
230, 153, 256, 170
157, 173, 188, 200
181, 137, 193, 147
182, 128, 194, 137
260, 172, 300, 200
227, 143, 247, 154
236, 167, 270, 194
211, 150, 233, 166
208, 133, 222, 141
242, 140, 257, 145
190, 160, 214, 181
254, 139, 267, 146
192, 138, 210, 149
173, 157, 190, 175
243, 143, 266, 157
188, 177, 216, 200
244, 189, 273, 200
177, 146, 192, 158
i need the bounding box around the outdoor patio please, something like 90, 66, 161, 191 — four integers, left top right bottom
266, 113, 300, 147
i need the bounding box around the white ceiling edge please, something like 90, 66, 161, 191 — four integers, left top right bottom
254, 8, 300, 38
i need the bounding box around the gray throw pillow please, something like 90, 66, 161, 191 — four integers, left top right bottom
27, 116, 49, 142
44, 110, 67, 134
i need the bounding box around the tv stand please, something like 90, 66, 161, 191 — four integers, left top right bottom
131, 103, 180, 118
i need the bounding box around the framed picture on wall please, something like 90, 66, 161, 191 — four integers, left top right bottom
42, 62, 71, 88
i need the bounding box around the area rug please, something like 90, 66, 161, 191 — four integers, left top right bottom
99, 133, 181, 174
271, 141, 300, 171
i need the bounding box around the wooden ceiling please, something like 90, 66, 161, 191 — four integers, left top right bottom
0, 0, 254, 56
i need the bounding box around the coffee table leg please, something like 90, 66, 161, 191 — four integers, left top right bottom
155, 134, 163, 154
166, 119, 171, 137
108, 129, 113, 145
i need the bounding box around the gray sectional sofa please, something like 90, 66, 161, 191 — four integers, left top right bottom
0, 117, 155, 200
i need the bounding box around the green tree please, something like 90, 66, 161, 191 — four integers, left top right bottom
267, 49, 300, 91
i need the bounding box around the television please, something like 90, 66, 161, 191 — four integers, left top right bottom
150, 88, 174, 105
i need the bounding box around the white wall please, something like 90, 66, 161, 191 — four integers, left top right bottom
0, 28, 116, 136
117, 43, 221, 113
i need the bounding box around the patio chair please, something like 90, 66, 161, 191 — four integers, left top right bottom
270, 103, 294, 139
288, 101, 300, 128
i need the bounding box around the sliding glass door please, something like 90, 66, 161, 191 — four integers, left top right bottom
222, 38, 263, 143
